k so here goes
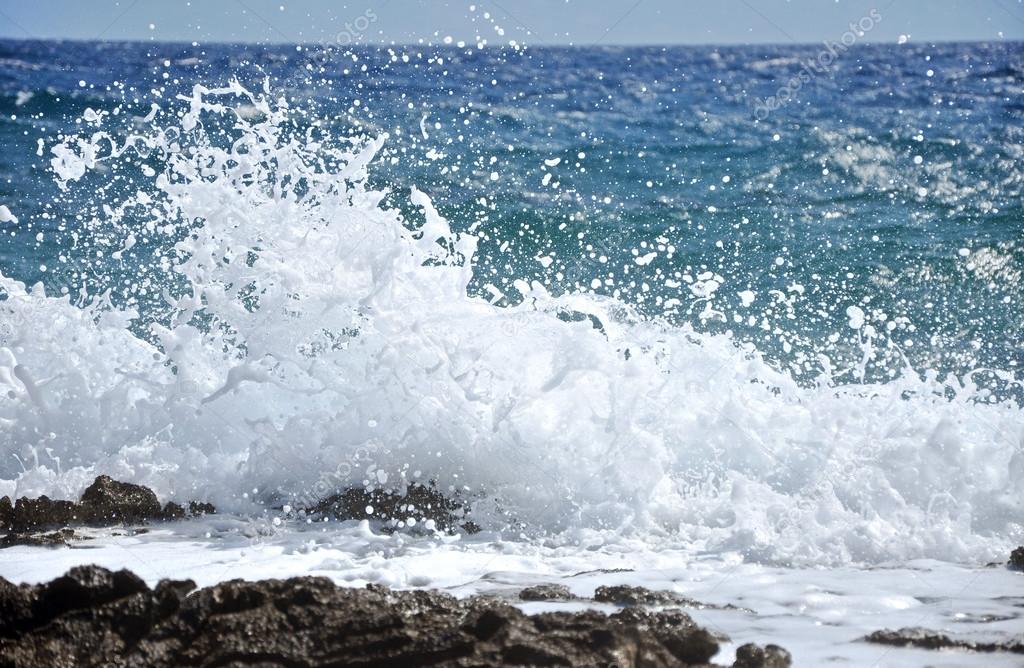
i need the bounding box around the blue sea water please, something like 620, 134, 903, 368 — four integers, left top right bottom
3, 38, 1024, 665
1, 39, 1021, 391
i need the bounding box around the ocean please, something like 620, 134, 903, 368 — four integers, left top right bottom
0, 38, 1022, 664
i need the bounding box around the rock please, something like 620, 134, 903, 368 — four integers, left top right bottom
187, 501, 215, 517
0, 496, 12, 530
519, 583, 577, 601
734, 642, 793, 667
0, 565, 770, 667
1009, 546, 1024, 571
80, 475, 163, 524
1, 477, 216, 546
34, 566, 149, 621
594, 584, 682, 605
0, 528, 83, 548
864, 627, 1024, 654
310, 483, 472, 533
592, 584, 746, 611
161, 502, 186, 520
10, 496, 78, 533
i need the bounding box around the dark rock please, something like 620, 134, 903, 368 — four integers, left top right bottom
10, 496, 78, 533
310, 483, 467, 533
1, 477, 216, 546
519, 583, 577, 601
34, 566, 149, 621
0, 528, 83, 548
593, 584, 747, 612
0, 565, 773, 667
0, 496, 12, 530
864, 627, 1024, 654
734, 642, 793, 667
187, 501, 215, 516
80, 475, 163, 524
1009, 546, 1024, 571
595, 584, 682, 605
161, 502, 186, 520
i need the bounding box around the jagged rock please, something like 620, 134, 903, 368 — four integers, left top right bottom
592, 584, 745, 612
0, 497, 12, 530
734, 642, 793, 667
1009, 546, 1024, 571
0, 528, 83, 548
186, 500, 215, 516
10, 496, 79, 533
310, 483, 475, 533
1, 477, 215, 546
864, 627, 1024, 654
0, 565, 770, 667
519, 583, 577, 601
80, 475, 163, 524
161, 502, 186, 520
594, 584, 682, 605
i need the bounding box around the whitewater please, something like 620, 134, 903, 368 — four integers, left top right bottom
1, 78, 1022, 664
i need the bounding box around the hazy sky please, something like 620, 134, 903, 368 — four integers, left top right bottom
0, 0, 1022, 46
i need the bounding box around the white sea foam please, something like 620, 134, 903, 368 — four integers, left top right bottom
1, 82, 1021, 566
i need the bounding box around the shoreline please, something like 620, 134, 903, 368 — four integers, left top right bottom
1, 565, 792, 667
3, 477, 1022, 666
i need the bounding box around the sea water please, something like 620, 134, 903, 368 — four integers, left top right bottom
0, 39, 1021, 664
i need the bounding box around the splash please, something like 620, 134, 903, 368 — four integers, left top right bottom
1, 81, 1021, 565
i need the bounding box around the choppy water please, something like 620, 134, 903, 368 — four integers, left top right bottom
0, 39, 1022, 566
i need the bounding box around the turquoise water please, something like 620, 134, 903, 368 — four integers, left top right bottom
1, 40, 1021, 392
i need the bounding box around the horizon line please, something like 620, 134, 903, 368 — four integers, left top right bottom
0, 35, 1020, 51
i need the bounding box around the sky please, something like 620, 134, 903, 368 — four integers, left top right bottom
0, 0, 1022, 46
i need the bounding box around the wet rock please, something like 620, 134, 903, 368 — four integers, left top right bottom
310, 483, 473, 533
733, 642, 793, 667
1009, 546, 1024, 571
10, 496, 79, 533
864, 627, 1024, 654
594, 584, 682, 605
161, 502, 186, 520
187, 500, 215, 516
1, 477, 215, 547
519, 583, 577, 601
593, 584, 747, 611
0, 528, 84, 548
34, 566, 149, 620
0, 496, 12, 530
0, 565, 769, 667
80, 475, 162, 524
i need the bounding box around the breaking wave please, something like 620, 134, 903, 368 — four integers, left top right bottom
1, 81, 1021, 566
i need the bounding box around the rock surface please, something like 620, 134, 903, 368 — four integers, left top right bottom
594, 584, 747, 611
1009, 546, 1024, 571
0, 477, 216, 546
310, 482, 478, 534
864, 627, 1024, 654
733, 642, 794, 668
0, 565, 790, 667
519, 583, 577, 601
79, 475, 163, 525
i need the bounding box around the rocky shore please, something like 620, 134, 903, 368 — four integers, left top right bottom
0, 565, 792, 667
0, 476, 213, 547
3, 478, 1023, 666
